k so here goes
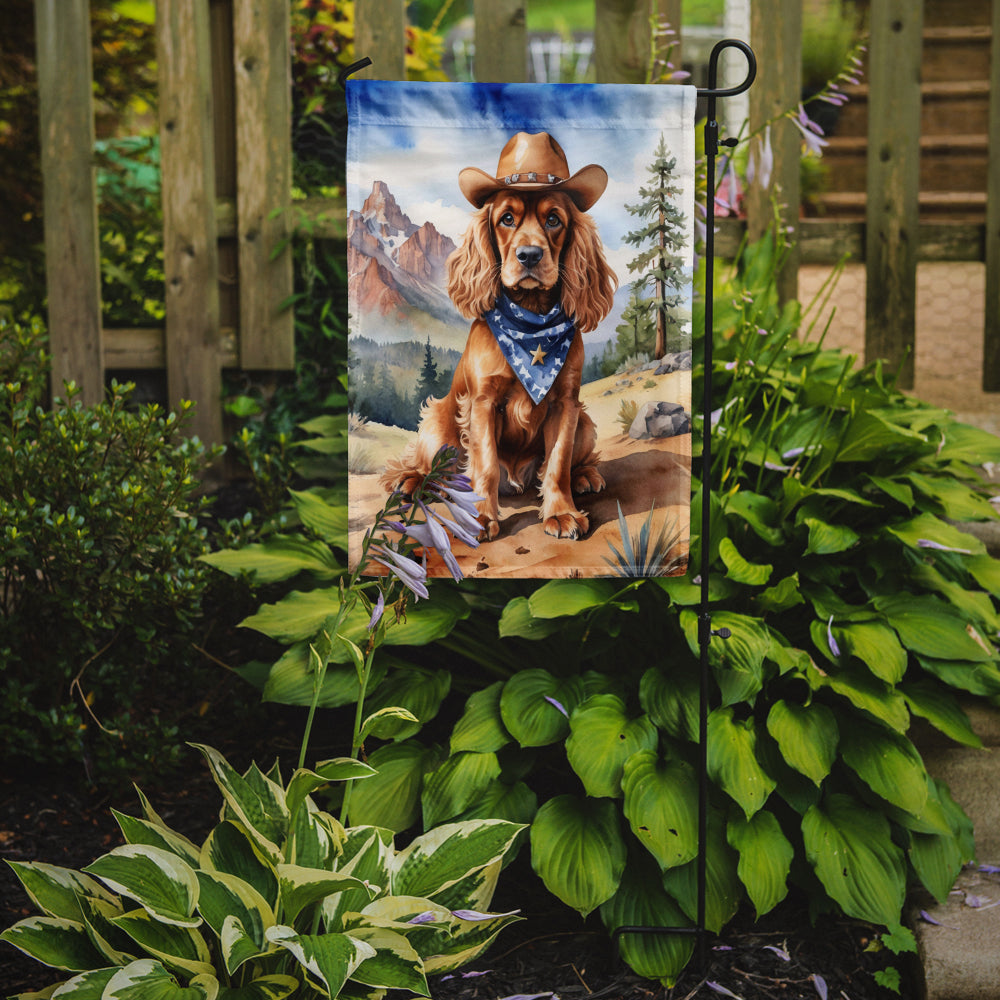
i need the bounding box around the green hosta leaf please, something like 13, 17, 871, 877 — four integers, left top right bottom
935, 421, 1000, 465
216, 975, 299, 1000
497, 596, 564, 639
530, 795, 626, 917
285, 759, 376, 822
112, 812, 201, 868
916, 655, 1000, 697
566, 695, 658, 798
639, 664, 699, 742
393, 820, 524, 901
718, 537, 772, 586
661, 811, 741, 933
345, 926, 428, 994
527, 579, 618, 618
260, 643, 384, 709
901, 680, 982, 748
834, 621, 907, 684
681, 610, 770, 706
499, 670, 584, 747
450, 682, 511, 754
599, 853, 694, 987
875, 594, 995, 662
765, 700, 838, 786
906, 472, 998, 522
621, 751, 699, 870
909, 828, 965, 905
111, 908, 214, 978
0, 916, 107, 971
277, 865, 374, 925
967, 553, 1000, 597
191, 746, 287, 863
453, 779, 538, 827
4, 862, 118, 922
288, 488, 348, 544
363, 667, 451, 740
200, 822, 278, 910
809, 661, 910, 732
195, 871, 273, 974
803, 517, 859, 556
421, 751, 502, 828
83, 846, 200, 928
911, 562, 1000, 633
839, 718, 929, 816
886, 511, 985, 556
755, 573, 805, 614
347, 740, 442, 832
802, 793, 906, 926
724, 490, 784, 546
360, 706, 421, 742
727, 811, 793, 917
265, 926, 375, 997
707, 708, 776, 818
834, 410, 927, 463
103, 959, 218, 999
200, 535, 341, 584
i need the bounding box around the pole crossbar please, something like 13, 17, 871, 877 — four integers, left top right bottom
612, 38, 756, 973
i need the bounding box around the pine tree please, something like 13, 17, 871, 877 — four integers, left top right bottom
622, 134, 689, 359
416, 337, 439, 404
605, 289, 656, 376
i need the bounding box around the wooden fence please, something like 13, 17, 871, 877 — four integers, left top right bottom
33, 0, 1000, 445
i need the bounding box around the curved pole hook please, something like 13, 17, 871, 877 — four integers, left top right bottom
338, 57, 373, 90
697, 38, 756, 99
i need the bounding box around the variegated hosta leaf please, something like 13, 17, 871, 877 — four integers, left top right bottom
112, 810, 202, 868
4, 861, 118, 922
288, 802, 343, 871
599, 854, 694, 987
83, 846, 200, 928
344, 926, 429, 995
110, 908, 214, 978
565, 695, 658, 799
450, 681, 511, 754
265, 926, 376, 998
102, 958, 218, 999
323, 829, 393, 931
802, 793, 906, 926
200, 822, 278, 910
529, 795, 626, 917
421, 907, 522, 975
621, 751, 699, 871
214, 974, 300, 999
195, 871, 274, 974
765, 700, 838, 786
706, 707, 776, 819
46, 966, 118, 997
391, 820, 524, 901
424, 859, 501, 916
276, 865, 375, 925
420, 751, 502, 829
77, 894, 136, 966
0, 916, 107, 971
727, 810, 793, 918
190, 745, 287, 863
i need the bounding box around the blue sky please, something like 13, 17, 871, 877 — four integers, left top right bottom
346, 80, 698, 345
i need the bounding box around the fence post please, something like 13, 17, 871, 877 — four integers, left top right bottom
864, 0, 923, 389
983, 0, 1000, 391
594, 0, 654, 84
157, 0, 223, 445
746, 0, 801, 305
34, 0, 104, 405
233, 0, 294, 369
354, 0, 407, 80
474, 0, 527, 82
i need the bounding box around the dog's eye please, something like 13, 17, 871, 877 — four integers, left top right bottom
545, 212, 563, 229
498, 212, 516, 227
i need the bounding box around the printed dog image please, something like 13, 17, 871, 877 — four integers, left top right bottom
380, 132, 618, 541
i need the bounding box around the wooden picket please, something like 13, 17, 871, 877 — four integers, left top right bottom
30, 0, 1000, 448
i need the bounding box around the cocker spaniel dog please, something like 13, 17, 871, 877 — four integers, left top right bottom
381, 131, 618, 541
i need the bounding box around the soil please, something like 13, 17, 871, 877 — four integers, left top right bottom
0, 738, 913, 1000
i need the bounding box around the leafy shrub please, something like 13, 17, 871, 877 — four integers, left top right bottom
1, 743, 524, 997
0, 317, 220, 783
208, 232, 1000, 986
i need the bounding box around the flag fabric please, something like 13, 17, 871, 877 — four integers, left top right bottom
346, 80, 697, 579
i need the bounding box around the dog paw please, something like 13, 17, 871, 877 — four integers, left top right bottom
543, 511, 589, 539
478, 515, 500, 542
572, 467, 606, 495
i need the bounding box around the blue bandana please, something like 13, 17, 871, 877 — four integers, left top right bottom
483, 294, 576, 404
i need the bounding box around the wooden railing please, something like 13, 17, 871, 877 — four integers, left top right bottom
32, 0, 1000, 446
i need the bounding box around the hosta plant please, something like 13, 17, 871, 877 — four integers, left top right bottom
1, 744, 523, 999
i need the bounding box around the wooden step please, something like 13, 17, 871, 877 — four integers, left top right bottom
921, 0, 992, 28
922, 25, 993, 83
822, 134, 989, 193
813, 190, 987, 222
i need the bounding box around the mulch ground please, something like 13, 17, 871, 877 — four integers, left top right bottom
1, 740, 913, 1000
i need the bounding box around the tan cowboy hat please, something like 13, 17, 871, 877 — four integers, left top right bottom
458, 131, 608, 211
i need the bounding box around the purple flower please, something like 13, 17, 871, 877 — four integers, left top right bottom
791, 104, 829, 156
451, 908, 520, 921
544, 695, 569, 718
917, 538, 973, 554
407, 911, 438, 925
370, 543, 429, 600
367, 590, 385, 631
827, 616, 841, 658
763, 944, 790, 961
747, 125, 773, 191
706, 983, 742, 999
812, 974, 828, 1000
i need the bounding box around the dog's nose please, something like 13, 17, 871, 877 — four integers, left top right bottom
515, 246, 544, 268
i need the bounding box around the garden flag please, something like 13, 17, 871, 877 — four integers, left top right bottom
346, 80, 697, 579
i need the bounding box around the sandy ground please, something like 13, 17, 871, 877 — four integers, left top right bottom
348, 365, 692, 579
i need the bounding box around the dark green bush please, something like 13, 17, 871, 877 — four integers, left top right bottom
0, 317, 220, 783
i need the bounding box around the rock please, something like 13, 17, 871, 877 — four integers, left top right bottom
655, 350, 693, 375
629, 401, 691, 440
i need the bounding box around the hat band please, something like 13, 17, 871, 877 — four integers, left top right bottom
502, 172, 565, 185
